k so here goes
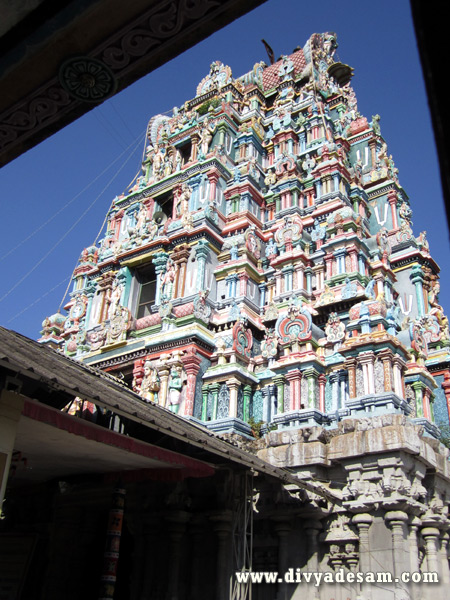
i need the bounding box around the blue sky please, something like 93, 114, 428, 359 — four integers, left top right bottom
1, 0, 448, 339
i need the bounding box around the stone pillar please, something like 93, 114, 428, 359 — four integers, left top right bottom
386, 511, 410, 598
305, 520, 322, 571
136, 515, 159, 599
273, 517, 291, 600
353, 513, 373, 599
440, 531, 450, 584
421, 526, 441, 576
188, 517, 207, 599
211, 512, 233, 600
165, 511, 190, 600
181, 349, 202, 417
409, 516, 422, 574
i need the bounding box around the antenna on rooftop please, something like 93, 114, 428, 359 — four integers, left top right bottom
261, 39, 275, 65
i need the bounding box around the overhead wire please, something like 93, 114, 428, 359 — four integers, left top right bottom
0, 128, 146, 307
93, 107, 129, 151
58, 127, 149, 312
0, 130, 145, 264
6, 275, 71, 324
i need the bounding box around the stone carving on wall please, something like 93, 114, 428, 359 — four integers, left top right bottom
244, 226, 261, 259
193, 290, 211, 323
232, 319, 253, 359
276, 305, 312, 345
325, 312, 345, 344
274, 215, 303, 251
106, 306, 131, 345
196, 61, 233, 95
261, 327, 278, 358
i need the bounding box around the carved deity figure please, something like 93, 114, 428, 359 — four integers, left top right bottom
107, 279, 123, 320
168, 365, 183, 413
139, 360, 160, 403
160, 259, 176, 300
199, 118, 216, 158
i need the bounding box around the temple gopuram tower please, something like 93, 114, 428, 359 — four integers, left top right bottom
40, 32, 450, 440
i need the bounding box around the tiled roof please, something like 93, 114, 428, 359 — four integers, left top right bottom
262, 49, 307, 91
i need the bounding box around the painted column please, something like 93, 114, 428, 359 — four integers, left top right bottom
359, 352, 375, 394
411, 381, 425, 418
329, 371, 340, 412
303, 368, 318, 410
379, 349, 393, 392
318, 374, 326, 412
285, 369, 301, 411
239, 272, 249, 296
410, 265, 426, 317
242, 384, 252, 422
388, 190, 399, 229
295, 264, 304, 291
442, 372, 450, 423
99, 486, 126, 600
273, 375, 286, 413
181, 349, 202, 417
423, 388, 432, 420
227, 378, 240, 419
201, 383, 210, 421
345, 357, 357, 399
207, 169, 220, 203
324, 253, 334, 279
195, 239, 210, 293
158, 365, 171, 408
258, 283, 267, 308
210, 382, 221, 420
